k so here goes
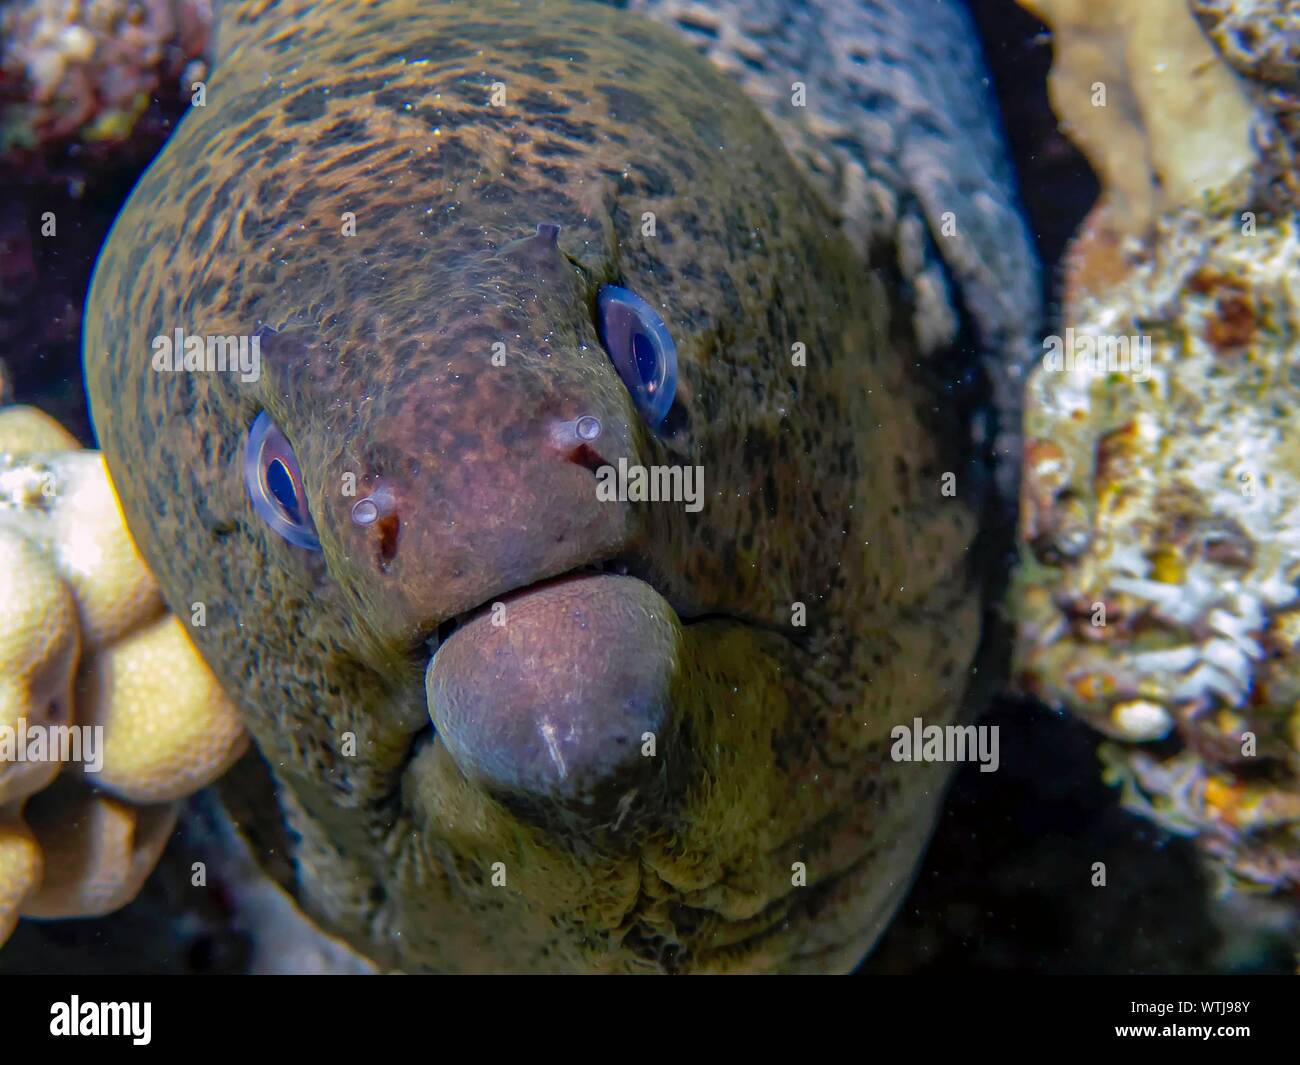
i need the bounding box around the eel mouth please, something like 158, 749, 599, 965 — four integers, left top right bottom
422, 560, 688, 801
423, 557, 640, 656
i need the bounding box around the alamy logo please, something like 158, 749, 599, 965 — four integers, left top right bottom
0, 722, 102, 773
595, 457, 704, 513
890, 717, 1000, 773
151, 327, 261, 383
1042, 328, 1151, 382
50, 997, 151, 1045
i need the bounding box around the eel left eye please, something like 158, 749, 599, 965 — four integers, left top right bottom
243, 411, 321, 550
596, 285, 677, 427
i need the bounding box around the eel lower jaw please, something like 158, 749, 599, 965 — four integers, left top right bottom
422, 565, 691, 803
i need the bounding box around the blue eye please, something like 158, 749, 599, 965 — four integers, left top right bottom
243, 411, 321, 550
596, 285, 677, 427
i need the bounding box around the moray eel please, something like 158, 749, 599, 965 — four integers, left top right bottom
84, 0, 1037, 972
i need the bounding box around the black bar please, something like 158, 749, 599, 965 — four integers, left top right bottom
4, 975, 1293, 1053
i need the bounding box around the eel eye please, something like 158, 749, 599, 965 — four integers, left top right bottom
596, 285, 677, 427
243, 411, 321, 550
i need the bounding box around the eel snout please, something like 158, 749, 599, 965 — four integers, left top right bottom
424, 574, 679, 810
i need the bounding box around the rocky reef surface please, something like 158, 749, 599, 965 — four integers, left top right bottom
1014, 0, 1300, 927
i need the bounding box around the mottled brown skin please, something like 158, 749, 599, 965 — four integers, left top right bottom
85, 0, 988, 971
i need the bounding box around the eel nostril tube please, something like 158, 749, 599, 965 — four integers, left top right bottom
351, 485, 397, 527
351, 485, 400, 569
549, 415, 602, 448
550, 416, 606, 474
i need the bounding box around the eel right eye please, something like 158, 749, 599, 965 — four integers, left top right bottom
243, 411, 321, 550
596, 285, 678, 428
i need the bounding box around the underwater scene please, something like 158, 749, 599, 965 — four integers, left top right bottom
0, 0, 1297, 990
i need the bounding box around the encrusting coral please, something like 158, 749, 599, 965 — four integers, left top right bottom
1191, 0, 1300, 195
0, 404, 246, 942
1014, 0, 1300, 899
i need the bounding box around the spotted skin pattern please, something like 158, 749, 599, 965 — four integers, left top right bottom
85, 0, 1005, 971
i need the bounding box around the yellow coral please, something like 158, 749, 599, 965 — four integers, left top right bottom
0, 405, 247, 946
20, 780, 178, 919
82, 613, 248, 803
1020, 0, 1257, 235
18, 451, 164, 649
0, 405, 79, 455
0, 810, 41, 943
0, 524, 78, 806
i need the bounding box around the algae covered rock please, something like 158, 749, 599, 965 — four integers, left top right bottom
1014, 0, 1300, 897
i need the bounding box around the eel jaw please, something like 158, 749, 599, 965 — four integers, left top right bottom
423, 571, 683, 807
422, 558, 634, 657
